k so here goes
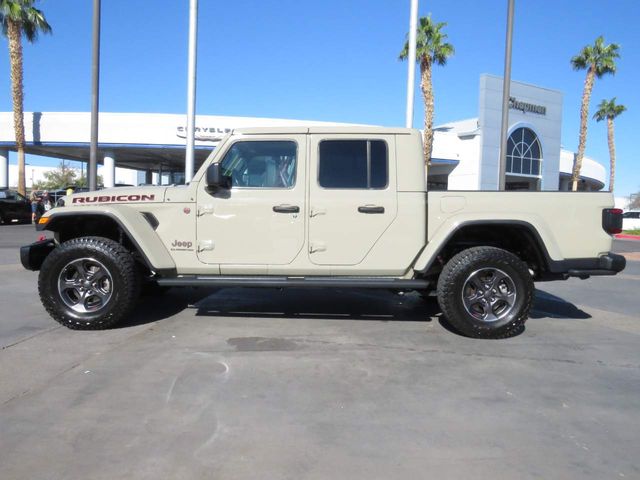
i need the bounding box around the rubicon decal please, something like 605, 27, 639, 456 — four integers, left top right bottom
72, 194, 155, 204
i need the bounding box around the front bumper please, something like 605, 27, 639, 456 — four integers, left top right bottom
20, 239, 56, 271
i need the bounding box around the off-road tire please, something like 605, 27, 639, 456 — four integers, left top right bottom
437, 246, 534, 339
38, 236, 140, 329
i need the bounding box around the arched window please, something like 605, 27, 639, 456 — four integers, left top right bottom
506, 127, 542, 176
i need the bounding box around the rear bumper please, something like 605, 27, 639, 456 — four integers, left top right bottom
546, 252, 626, 280
20, 239, 56, 271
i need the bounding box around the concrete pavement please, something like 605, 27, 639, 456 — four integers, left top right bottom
1, 224, 638, 479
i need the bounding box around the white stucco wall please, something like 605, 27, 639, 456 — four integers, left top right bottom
447, 135, 482, 190
558, 149, 605, 190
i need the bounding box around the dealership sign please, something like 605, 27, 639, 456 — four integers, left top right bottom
509, 97, 546, 115
176, 125, 230, 141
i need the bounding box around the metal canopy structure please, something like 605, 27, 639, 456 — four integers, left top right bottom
0, 112, 359, 186
15, 143, 211, 173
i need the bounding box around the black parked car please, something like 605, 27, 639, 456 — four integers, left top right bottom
0, 188, 31, 224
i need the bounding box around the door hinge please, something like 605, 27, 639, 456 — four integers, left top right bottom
197, 205, 214, 217
309, 242, 326, 254
197, 240, 215, 252
310, 207, 326, 218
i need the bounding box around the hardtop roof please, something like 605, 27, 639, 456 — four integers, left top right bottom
232, 126, 416, 135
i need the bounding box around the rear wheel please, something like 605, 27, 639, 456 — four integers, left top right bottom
38, 236, 140, 329
437, 247, 533, 339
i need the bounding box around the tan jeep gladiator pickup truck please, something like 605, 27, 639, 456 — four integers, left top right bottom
21, 127, 626, 338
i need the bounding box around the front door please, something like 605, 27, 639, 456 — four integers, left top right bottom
308, 135, 397, 266
196, 136, 306, 266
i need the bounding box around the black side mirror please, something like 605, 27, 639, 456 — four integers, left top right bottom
206, 163, 231, 190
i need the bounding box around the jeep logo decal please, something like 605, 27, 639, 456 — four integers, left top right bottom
171, 240, 194, 251
72, 194, 156, 204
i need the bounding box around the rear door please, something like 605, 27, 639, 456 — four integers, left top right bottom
307, 135, 397, 265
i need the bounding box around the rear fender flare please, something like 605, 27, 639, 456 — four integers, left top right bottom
413, 219, 558, 274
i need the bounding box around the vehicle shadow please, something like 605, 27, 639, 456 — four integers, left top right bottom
194, 288, 438, 322
436, 288, 591, 339
119, 286, 590, 333
530, 288, 592, 320
117, 287, 217, 328
119, 287, 439, 329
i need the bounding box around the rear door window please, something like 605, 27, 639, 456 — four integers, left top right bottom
318, 140, 388, 189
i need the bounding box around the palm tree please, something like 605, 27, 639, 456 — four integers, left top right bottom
593, 98, 626, 192
570, 36, 620, 191
0, 0, 51, 195
399, 15, 454, 164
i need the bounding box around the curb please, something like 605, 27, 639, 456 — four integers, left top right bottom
615, 233, 640, 241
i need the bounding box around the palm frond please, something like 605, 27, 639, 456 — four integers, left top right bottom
593, 97, 626, 121
572, 36, 620, 77
398, 14, 454, 67
0, 0, 51, 42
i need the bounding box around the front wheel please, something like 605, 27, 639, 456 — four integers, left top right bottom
38, 236, 140, 329
436, 247, 534, 339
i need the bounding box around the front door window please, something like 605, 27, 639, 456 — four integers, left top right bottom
220, 141, 297, 189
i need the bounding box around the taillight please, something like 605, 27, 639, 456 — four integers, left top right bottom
602, 208, 623, 234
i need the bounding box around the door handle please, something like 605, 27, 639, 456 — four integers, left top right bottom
273, 204, 300, 214
358, 205, 385, 214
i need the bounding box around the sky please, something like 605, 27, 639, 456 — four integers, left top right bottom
1, 0, 639, 197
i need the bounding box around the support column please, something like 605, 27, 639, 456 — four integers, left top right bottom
404, 0, 418, 128
145, 169, 153, 185
103, 151, 115, 188
184, 0, 198, 183
559, 178, 569, 191
0, 149, 8, 189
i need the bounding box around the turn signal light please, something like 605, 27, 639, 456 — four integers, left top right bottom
38, 216, 50, 225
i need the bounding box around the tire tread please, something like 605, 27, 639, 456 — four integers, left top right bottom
437, 246, 533, 339
38, 236, 140, 330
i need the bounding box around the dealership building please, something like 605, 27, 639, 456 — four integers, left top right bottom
428, 74, 604, 191
0, 74, 605, 191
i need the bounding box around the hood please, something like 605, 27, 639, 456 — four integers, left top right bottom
65, 186, 168, 206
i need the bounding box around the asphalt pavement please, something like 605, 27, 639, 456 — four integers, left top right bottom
0, 223, 638, 479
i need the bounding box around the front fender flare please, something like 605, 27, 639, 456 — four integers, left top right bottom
38, 206, 176, 275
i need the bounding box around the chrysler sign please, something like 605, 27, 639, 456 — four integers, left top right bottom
176, 125, 230, 141
509, 97, 546, 115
